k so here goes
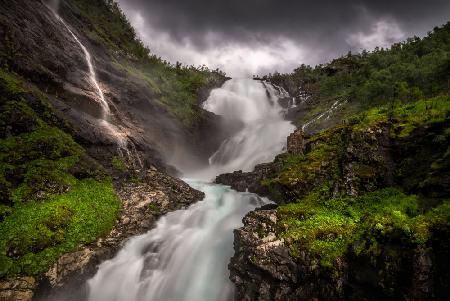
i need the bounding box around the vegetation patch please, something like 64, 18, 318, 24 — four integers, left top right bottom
69, 0, 226, 127
147, 202, 160, 213
265, 22, 450, 131
278, 188, 449, 268
0, 69, 120, 278
0, 179, 120, 277
264, 96, 449, 270
111, 155, 127, 172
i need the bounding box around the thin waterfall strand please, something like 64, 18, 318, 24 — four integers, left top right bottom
50, 12, 110, 118
47, 6, 143, 168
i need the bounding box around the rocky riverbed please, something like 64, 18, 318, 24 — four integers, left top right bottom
0, 167, 204, 301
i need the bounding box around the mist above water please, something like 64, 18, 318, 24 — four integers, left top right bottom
193, 78, 295, 180
87, 78, 294, 301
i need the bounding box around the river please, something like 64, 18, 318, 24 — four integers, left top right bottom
87, 79, 295, 301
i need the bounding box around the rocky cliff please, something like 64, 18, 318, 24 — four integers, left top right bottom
0, 0, 227, 172
0, 0, 226, 300
218, 98, 450, 300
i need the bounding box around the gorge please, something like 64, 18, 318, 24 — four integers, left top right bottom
0, 1, 449, 301
87, 78, 293, 301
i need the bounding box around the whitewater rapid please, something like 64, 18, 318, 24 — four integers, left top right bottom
87, 79, 295, 301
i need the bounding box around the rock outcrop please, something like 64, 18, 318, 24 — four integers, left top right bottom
0, 168, 204, 301
215, 163, 278, 196
0, 0, 227, 173
224, 109, 450, 300
231, 207, 449, 301
286, 129, 307, 155
230, 209, 344, 301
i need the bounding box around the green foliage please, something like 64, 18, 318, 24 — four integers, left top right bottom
265, 22, 450, 128
0, 179, 120, 276
0, 69, 119, 277
70, 0, 149, 60
278, 188, 448, 268
352, 96, 450, 137
69, 0, 226, 127
111, 156, 127, 172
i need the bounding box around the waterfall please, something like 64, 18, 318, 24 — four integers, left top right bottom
196, 79, 295, 179
47, 5, 143, 169
87, 79, 295, 301
302, 99, 347, 131
51, 12, 110, 118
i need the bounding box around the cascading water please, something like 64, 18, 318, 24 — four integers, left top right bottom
50, 11, 110, 118
47, 4, 143, 169
196, 79, 295, 179
301, 99, 347, 131
87, 79, 295, 301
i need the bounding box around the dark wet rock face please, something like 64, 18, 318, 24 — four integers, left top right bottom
0, 0, 226, 173
215, 163, 277, 196
230, 209, 344, 301
225, 119, 450, 300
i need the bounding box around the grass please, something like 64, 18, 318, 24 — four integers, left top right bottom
350, 95, 450, 136
278, 187, 449, 268
264, 96, 450, 269
0, 178, 120, 276
0, 68, 120, 278
111, 155, 127, 172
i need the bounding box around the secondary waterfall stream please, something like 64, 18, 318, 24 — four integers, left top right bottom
47, 4, 143, 168
87, 79, 295, 301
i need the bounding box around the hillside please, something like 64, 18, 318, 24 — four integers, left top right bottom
218, 23, 450, 300
0, 1, 449, 300
265, 22, 450, 134
0, 0, 225, 299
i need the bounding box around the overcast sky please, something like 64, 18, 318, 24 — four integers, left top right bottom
117, 0, 450, 77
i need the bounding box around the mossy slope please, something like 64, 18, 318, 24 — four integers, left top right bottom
260, 97, 450, 299
0, 69, 120, 277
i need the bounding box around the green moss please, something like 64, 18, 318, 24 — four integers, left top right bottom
111, 156, 127, 172
147, 202, 160, 213
0, 69, 121, 278
0, 179, 120, 276
277, 188, 446, 268
1, 126, 85, 203
353, 96, 450, 135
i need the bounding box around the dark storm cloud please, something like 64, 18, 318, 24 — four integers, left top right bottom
117, 0, 450, 76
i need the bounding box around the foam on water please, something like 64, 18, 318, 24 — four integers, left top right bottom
87, 78, 295, 300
